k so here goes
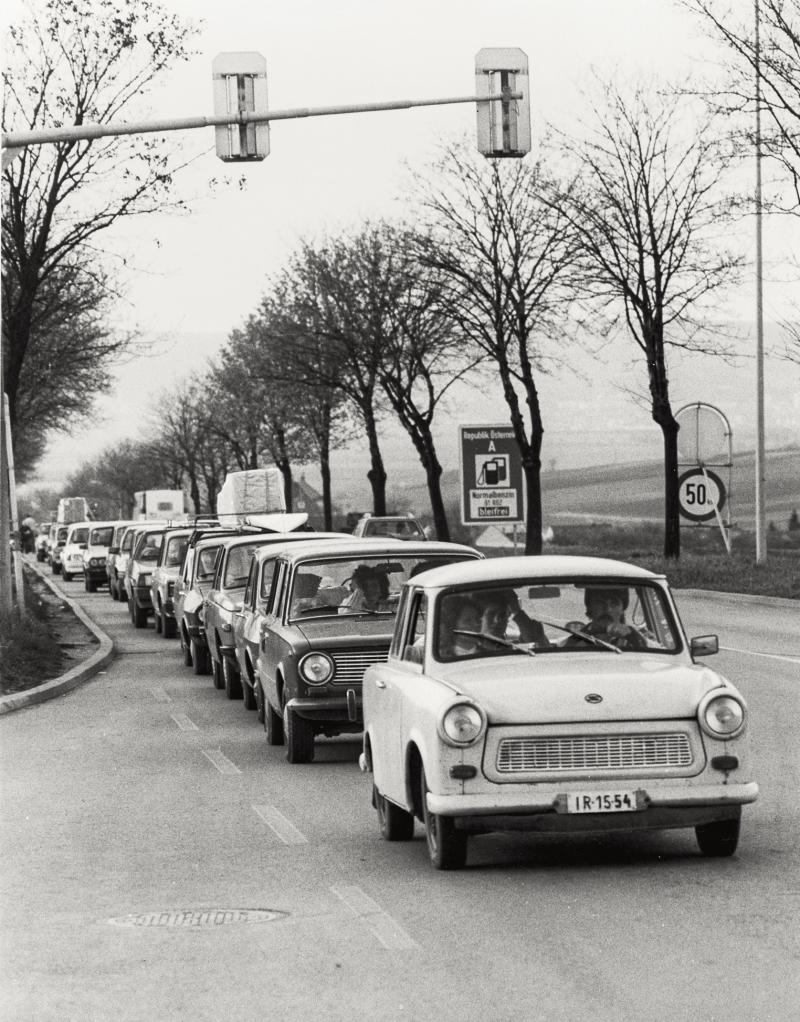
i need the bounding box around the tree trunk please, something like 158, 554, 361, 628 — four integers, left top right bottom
362, 406, 387, 515
522, 456, 543, 555
661, 417, 681, 559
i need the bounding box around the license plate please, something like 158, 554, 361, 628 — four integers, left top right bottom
565, 791, 639, 814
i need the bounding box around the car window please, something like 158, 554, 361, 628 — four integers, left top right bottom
165, 536, 188, 568
57, 527, 69, 542
243, 560, 258, 609
90, 526, 114, 546
434, 579, 681, 662
196, 545, 221, 582
400, 591, 427, 664
70, 527, 89, 544
223, 542, 262, 589
260, 560, 281, 605
121, 529, 135, 552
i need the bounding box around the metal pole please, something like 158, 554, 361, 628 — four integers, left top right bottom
3, 402, 25, 610
754, 0, 767, 563
0, 387, 12, 615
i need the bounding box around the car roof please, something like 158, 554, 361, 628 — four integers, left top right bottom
250, 532, 355, 562
408, 555, 664, 590
272, 538, 479, 564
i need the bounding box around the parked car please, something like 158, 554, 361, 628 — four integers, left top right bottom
256, 539, 482, 764
60, 522, 92, 581
81, 521, 117, 592
35, 530, 50, 562
174, 532, 231, 674
48, 524, 69, 575
105, 521, 138, 600
360, 555, 759, 870
124, 524, 168, 628
352, 512, 426, 540
149, 527, 192, 637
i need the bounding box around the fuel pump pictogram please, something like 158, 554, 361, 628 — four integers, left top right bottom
476, 455, 509, 487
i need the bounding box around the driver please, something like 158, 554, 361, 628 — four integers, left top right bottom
571, 587, 647, 650
339, 565, 391, 613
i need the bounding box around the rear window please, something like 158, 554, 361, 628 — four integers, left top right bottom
90, 527, 114, 546
70, 528, 89, 544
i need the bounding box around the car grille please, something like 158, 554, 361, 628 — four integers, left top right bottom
331, 649, 388, 686
496, 733, 693, 773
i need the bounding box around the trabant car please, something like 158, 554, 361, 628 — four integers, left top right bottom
360, 555, 758, 870
105, 521, 138, 599
149, 527, 191, 637
48, 524, 69, 575
257, 539, 482, 764
81, 521, 117, 592
352, 512, 426, 540
205, 532, 348, 700
124, 524, 167, 628
174, 533, 230, 674
60, 522, 92, 581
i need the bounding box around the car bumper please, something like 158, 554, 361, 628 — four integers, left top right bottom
287, 693, 362, 726
426, 781, 759, 832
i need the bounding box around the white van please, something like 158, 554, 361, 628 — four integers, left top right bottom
60, 521, 92, 582
81, 521, 118, 592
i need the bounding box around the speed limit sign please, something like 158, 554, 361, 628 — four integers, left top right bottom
678, 468, 726, 522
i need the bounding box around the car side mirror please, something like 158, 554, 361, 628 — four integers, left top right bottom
690, 635, 719, 657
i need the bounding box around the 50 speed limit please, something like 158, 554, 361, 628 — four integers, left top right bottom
678, 468, 726, 522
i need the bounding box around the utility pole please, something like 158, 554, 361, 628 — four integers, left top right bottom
754, 0, 767, 563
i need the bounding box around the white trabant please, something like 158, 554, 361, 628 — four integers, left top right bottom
361, 555, 758, 870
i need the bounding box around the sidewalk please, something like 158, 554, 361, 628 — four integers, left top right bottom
0, 558, 116, 715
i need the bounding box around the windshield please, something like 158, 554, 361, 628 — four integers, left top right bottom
69, 527, 89, 544
222, 542, 263, 588
90, 526, 114, 546
136, 531, 164, 561
363, 518, 424, 539
165, 536, 188, 568
288, 553, 476, 621
195, 545, 221, 582
434, 579, 681, 662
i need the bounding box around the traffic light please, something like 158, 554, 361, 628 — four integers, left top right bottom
212, 52, 270, 161
475, 48, 531, 158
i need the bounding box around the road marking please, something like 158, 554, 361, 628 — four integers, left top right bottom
152, 688, 172, 702
252, 805, 308, 845
330, 885, 419, 951
170, 713, 198, 731
202, 749, 241, 774
721, 645, 800, 664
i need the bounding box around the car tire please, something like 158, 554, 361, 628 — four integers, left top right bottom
695, 816, 740, 857
52, 563, 61, 575
421, 767, 467, 870
255, 678, 266, 725
284, 705, 314, 763
154, 607, 162, 634
133, 601, 148, 629
62, 571, 72, 582
242, 674, 257, 711
265, 695, 284, 745
109, 578, 118, 601
211, 655, 224, 688
181, 629, 193, 667
163, 611, 176, 639
191, 638, 210, 676
375, 785, 414, 841
223, 658, 242, 700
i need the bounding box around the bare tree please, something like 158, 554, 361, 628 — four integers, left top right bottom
2, 0, 197, 472
557, 82, 743, 558
412, 143, 581, 554
686, 0, 800, 211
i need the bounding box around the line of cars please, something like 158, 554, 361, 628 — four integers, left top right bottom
52, 513, 758, 871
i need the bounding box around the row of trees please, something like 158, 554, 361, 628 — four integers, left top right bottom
5, 0, 800, 560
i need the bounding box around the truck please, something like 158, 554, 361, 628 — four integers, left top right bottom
133, 489, 186, 521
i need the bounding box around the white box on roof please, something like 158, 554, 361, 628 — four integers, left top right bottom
216, 468, 286, 521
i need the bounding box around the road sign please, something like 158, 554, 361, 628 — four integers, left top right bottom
678, 468, 727, 523
475, 48, 531, 158
459, 425, 524, 525
212, 52, 270, 161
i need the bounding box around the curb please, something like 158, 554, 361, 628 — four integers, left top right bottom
0, 559, 116, 716
677, 588, 798, 609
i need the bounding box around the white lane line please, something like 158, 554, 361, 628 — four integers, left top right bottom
721, 645, 800, 664
170, 712, 198, 731
252, 805, 308, 845
152, 688, 172, 702
202, 749, 241, 774
330, 885, 419, 951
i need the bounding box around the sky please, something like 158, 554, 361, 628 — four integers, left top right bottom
4, 0, 798, 496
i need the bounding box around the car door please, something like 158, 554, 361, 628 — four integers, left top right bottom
259, 559, 291, 709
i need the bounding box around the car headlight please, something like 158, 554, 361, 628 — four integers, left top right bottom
299, 652, 334, 686
91, 557, 103, 567
699, 692, 746, 739
439, 702, 486, 747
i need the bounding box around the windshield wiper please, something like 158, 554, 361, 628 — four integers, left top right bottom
532, 616, 621, 654
452, 629, 537, 657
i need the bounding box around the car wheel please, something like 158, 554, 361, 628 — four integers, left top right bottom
223, 658, 242, 700
52, 563, 61, 575
163, 612, 176, 639
242, 674, 257, 711
62, 571, 72, 582
265, 695, 284, 745
181, 629, 193, 667
375, 785, 414, 841
211, 655, 224, 688
86, 578, 97, 593
695, 816, 741, 857
284, 704, 314, 763
133, 602, 148, 628
421, 767, 467, 870
191, 638, 210, 675
255, 677, 266, 725
154, 607, 162, 634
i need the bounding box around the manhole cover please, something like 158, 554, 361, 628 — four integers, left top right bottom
108, 908, 287, 928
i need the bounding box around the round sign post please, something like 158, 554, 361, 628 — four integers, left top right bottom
675, 403, 733, 554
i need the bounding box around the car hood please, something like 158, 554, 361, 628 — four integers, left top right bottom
294, 616, 395, 644
430, 656, 730, 723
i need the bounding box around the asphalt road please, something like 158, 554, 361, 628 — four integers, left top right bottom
1, 579, 798, 1022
